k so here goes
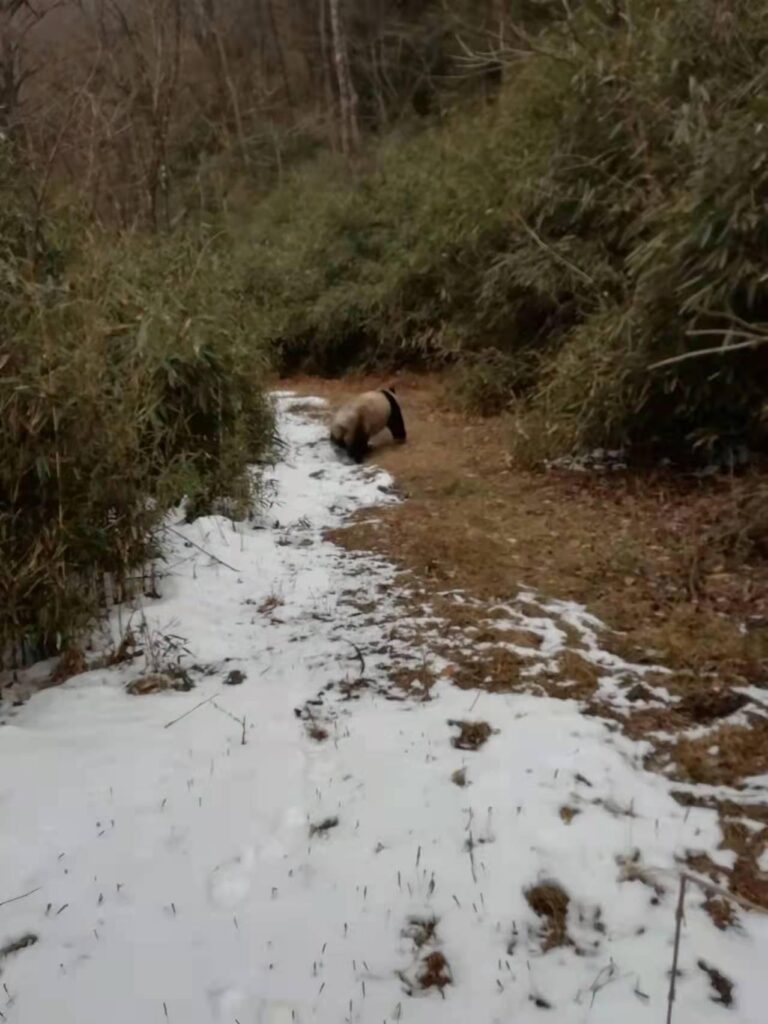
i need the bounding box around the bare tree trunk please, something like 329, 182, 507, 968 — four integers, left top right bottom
318, 0, 335, 147
368, 38, 387, 129
482, 0, 505, 103
492, 0, 506, 50
0, 0, 46, 139
0, 29, 18, 133
328, 0, 359, 157
214, 27, 249, 165
98, 0, 184, 231
264, 0, 294, 110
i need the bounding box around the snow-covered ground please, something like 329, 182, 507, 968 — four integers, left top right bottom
0, 393, 766, 1024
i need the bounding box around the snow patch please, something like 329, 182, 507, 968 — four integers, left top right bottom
0, 393, 766, 1023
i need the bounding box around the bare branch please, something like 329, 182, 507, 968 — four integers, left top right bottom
649, 334, 768, 371
666, 874, 686, 1024
510, 209, 599, 288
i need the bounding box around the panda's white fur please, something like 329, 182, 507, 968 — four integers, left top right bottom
330, 387, 406, 463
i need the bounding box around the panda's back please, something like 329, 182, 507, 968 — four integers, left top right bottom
358, 391, 390, 436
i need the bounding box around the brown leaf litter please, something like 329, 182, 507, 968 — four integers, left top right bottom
448, 719, 494, 751
402, 916, 438, 949
698, 960, 734, 1007
418, 951, 452, 991
126, 673, 192, 695
525, 882, 571, 951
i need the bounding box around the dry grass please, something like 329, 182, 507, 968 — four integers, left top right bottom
703, 895, 739, 931
670, 720, 768, 787
448, 647, 525, 693
682, 807, 768, 916
677, 688, 750, 723
525, 882, 571, 951
697, 961, 734, 1007
720, 818, 768, 862
402, 916, 438, 949
481, 623, 542, 648
617, 852, 666, 899
448, 720, 493, 751
730, 856, 768, 911
50, 646, 88, 684
126, 673, 189, 696
257, 594, 284, 616
684, 851, 725, 885
418, 951, 452, 991
389, 662, 439, 694
550, 650, 600, 696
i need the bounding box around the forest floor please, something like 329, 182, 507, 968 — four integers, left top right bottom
0, 385, 766, 1023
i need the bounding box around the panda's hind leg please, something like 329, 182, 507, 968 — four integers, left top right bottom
388, 403, 406, 443
348, 424, 370, 464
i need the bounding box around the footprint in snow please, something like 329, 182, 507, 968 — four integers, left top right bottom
259, 1001, 302, 1024
208, 986, 248, 1020
259, 836, 286, 861
207, 847, 255, 909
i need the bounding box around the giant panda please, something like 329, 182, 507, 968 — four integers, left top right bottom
329, 386, 407, 463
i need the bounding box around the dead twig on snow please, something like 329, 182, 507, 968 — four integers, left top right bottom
163, 525, 241, 573
666, 874, 686, 1024
163, 693, 217, 729
341, 638, 365, 678
0, 887, 41, 910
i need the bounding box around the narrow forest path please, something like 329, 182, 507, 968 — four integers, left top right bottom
0, 393, 766, 1024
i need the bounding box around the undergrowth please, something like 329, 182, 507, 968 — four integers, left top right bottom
245, 0, 768, 465
0, 150, 273, 666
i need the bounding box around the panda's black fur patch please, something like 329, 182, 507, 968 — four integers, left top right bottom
381, 389, 406, 443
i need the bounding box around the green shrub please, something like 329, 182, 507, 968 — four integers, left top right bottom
507, 0, 768, 460
0, 178, 273, 664
242, 0, 768, 464
447, 349, 540, 417
242, 57, 566, 374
